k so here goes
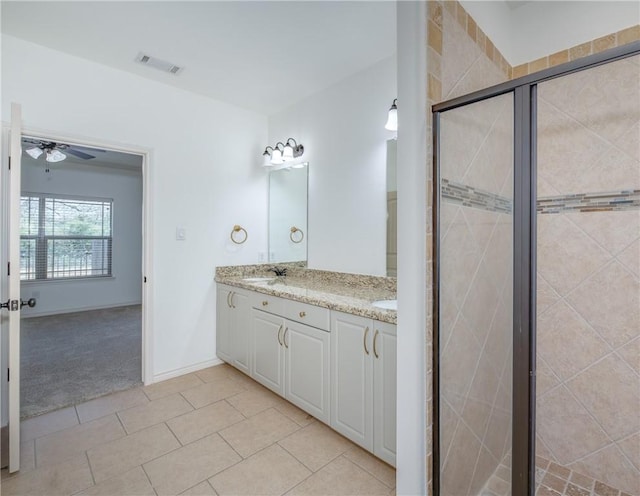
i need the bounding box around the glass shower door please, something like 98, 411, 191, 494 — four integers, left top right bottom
437, 92, 514, 496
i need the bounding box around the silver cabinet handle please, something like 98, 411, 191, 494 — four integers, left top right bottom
284, 327, 289, 349
277, 325, 283, 346
363, 326, 370, 355
373, 330, 379, 359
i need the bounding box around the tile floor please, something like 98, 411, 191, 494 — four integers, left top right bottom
480, 452, 635, 496
0, 363, 395, 496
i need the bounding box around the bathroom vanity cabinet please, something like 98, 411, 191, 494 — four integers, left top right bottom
250, 294, 330, 423
215, 285, 251, 374
215, 281, 396, 467
331, 311, 397, 466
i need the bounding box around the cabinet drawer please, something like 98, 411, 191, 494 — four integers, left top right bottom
251, 292, 284, 315
283, 300, 330, 330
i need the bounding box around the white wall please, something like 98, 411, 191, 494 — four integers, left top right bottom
20, 159, 143, 317
461, 1, 640, 66
268, 56, 397, 276
1, 35, 268, 383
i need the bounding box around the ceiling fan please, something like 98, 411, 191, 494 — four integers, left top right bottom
22, 138, 104, 163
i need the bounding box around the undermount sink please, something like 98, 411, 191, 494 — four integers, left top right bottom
242, 277, 276, 283
371, 299, 397, 311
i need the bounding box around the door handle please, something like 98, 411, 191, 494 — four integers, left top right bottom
21, 298, 36, 309
226, 292, 232, 308
373, 330, 379, 359
0, 300, 19, 312
363, 326, 370, 355
277, 324, 283, 346
230, 292, 236, 309
283, 327, 289, 349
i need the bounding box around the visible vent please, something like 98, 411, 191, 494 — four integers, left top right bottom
135, 52, 183, 75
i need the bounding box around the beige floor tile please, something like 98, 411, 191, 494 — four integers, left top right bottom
180, 480, 218, 495
87, 422, 180, 482
21, 406, 78, 442
279, 422, 353, 471
167, 400, 245, 445
220, 408, 300, 458
181, 378, 246, 409
76, 466, 155, 495
343, 446, 396, 488
273, 401, 316, 427
143, 433, 241, 495
209, 444, 311, 495
0, 454, 93, 496
118, 394, 194, 434
76, 387, 149, 423
36, 414, 126, 468
144, 373, 204, 401
225, 387, 286, 417
196, 364, 241, 383
286, 456, 390, 495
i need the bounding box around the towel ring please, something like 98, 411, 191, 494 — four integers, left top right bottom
290, 226, 304, 243
231, 225, 248, 244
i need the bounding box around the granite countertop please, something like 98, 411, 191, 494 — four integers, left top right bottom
215, 270, 397, 324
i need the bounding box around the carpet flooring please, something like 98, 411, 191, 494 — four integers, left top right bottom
21, 305, 142, 419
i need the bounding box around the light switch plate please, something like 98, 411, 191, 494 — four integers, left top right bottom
176, 227, 186, 241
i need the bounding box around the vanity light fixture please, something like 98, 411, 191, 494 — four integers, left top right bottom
385, 98, 398, 132
262, 138, 305, 167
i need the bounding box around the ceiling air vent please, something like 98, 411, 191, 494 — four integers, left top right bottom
135, 52, 183, 75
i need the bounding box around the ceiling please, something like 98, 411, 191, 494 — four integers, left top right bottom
1, 1, 397, 115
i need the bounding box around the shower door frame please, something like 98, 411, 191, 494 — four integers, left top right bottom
432, 40, 640, 496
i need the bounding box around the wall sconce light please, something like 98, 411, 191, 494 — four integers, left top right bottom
262, 138, 305, 167
385, 98, 398, 132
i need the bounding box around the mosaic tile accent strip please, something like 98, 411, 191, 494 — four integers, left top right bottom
537, 190, 640, 214
441, 178, 512, 214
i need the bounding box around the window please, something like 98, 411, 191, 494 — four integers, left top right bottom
20, 194, 113, 281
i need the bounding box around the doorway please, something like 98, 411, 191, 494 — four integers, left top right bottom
18, 137, 145, 418
433, 43, 640, 495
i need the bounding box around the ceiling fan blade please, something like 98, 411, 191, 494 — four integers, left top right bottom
65, 148, 96, 160
72, 145, 107, 153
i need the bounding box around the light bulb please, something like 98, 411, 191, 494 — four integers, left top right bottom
262, 149, 273, 167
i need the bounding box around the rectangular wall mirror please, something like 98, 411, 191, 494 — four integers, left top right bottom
387, 139, 397, 277
268, 163, 308, 264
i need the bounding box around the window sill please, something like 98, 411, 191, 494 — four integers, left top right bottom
21, 276, 116, 285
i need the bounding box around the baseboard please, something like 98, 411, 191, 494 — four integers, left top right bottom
21, 301, 142, 319
150, 358, 223, 385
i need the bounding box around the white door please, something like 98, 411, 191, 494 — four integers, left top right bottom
230, 290, 250, 375
215, 285, 232, 363
7, 103, 23, 473
251, 309, 285, 395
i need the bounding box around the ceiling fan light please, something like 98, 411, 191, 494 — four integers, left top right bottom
46, 149, 66, 163
26, 147, 44, 159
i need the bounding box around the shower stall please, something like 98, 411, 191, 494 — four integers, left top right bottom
433, 43, 640, 495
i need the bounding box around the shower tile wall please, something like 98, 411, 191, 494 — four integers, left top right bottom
430, 3, 511, 495
536, 55, 640, 495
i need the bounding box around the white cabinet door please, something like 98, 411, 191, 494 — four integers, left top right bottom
251, 309, 285, 395
216, 286, 233, 362
230, 290, 251, 375
330, 311, 373, 450
284, 321, 330, 423
373, 322, 397, 467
